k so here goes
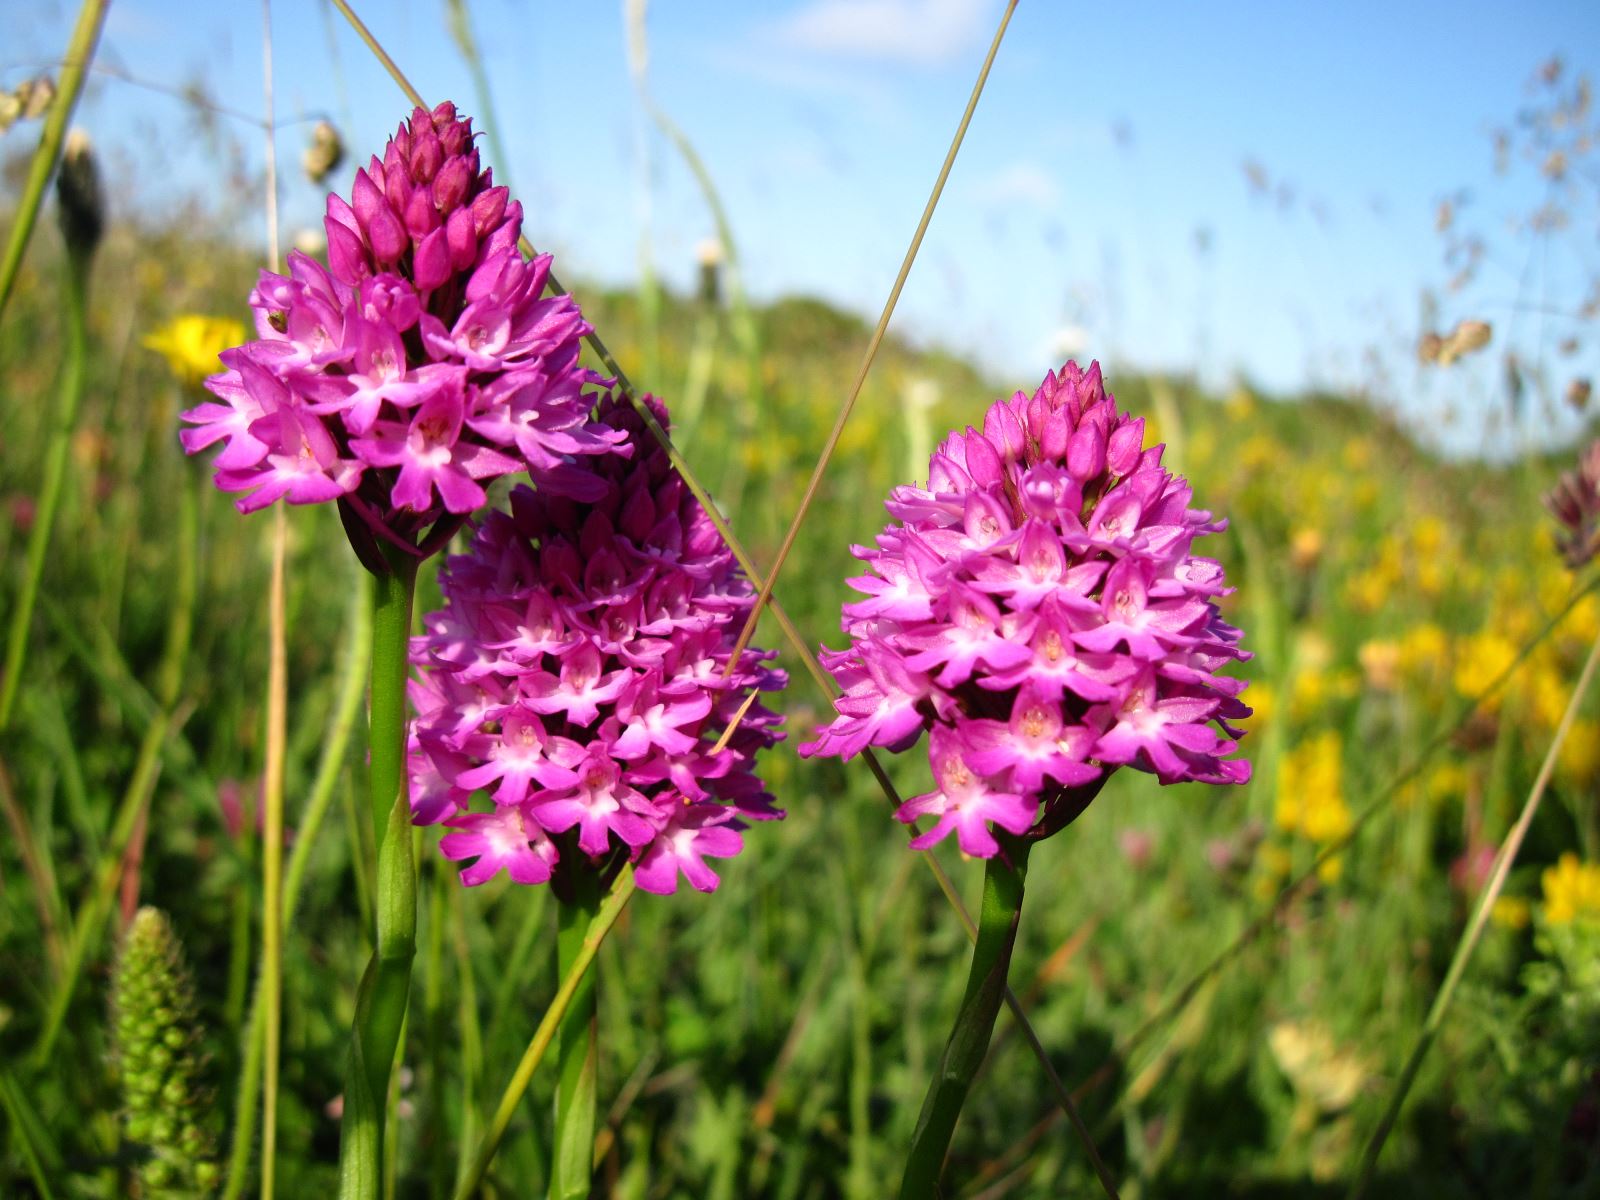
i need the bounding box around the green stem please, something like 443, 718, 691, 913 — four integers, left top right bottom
899, 839, 1031, 1199
368, 552, 415, 849
338, 550, 418, 1200
551, 871, 602, 1200
0, 224, 90, 732
0, 0, 109, 326
454, 866, 636, 1200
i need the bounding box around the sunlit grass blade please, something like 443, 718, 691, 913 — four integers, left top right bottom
1350, 623, 1600, 1197
444, 0, 515, 193
225, 575, 371, 1200
0, 757, 66, 973
721, 0, 1020, 676
0, 0, 108, 326
0, 1065, 62, 1200
257, 6, 287, 1189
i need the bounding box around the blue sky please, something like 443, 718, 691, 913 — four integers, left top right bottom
9, 0, 1600, 451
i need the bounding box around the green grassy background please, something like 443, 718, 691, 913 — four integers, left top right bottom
1, 191, 1598, 1199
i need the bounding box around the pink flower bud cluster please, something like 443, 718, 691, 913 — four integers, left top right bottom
801, 361, 1250, 858
179, 103, 621, 558
407, 395, 787, 895
1545, 439, 1600, 569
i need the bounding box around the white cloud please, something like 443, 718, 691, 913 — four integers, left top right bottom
770, 0, 999, 67
975, 162, 1061, 211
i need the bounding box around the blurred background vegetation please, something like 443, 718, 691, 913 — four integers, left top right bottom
2, 2, 1600, 1197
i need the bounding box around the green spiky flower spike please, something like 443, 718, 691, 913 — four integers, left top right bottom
110, 907, 221, 1197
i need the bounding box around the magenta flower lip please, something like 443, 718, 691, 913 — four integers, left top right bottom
179, 102, 624, 568
803, 360, 1251, 857
409, 396, 786, 896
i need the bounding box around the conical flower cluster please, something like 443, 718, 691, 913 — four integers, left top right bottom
1546, 439, 1600, 569
110, 908, 220, 1197
802, 361, 1250, 857
180, 102, 621, 562
408, 394, 786, 894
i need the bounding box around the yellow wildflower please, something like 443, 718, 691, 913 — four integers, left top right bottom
1358, 640, 1400, 692
1397, 623, 1448, 681
143, 315, 246, 387
1277, 732, 1351, 843
1242, 681, 1275, 730
1290, 669, 1359, 722
1289, 527, 1323, 571
1342, 437, 1375, 471
1567, 594, 1600, 648
1240, 433, 1278, 471
1411, 515, 1448, 555
1559, 718, 1599, 781
1541, 853, 1600, 925
1490, 896, 1531, 931
1525, 663, 1569, 731
1259, 842, 1293, 879
1452, 630, 1518, 705
1425, 762, 1472, 806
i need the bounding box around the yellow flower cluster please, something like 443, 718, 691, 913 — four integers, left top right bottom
1452, 630, 1518, 707
143, 314, 247, 387
1541, 853, 1600, 926
1275, 731, 1352, 844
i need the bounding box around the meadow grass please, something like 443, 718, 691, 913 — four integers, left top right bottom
2, 11, 1600, 1197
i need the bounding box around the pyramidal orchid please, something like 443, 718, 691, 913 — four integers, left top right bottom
408, 391, 786, 1199
175, 101, 630, 1191
803, 358, 1251, 851
803, 360, 1250, 1196
408, 392, 787, 898
179, 101, 623, 568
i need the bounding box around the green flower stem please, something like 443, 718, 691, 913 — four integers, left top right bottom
368, 549, 416, 849
0, 206, 91, 733
454, 865, 637, 1200
899, 838, 1032, 1199
551, 871, 602, 1200
0, 0, 108, 326
338, 550, 418, 1200
262, 508, 289, 1200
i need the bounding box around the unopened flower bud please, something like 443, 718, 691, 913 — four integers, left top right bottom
56, 128, 103, 263
1453, 319, 1491, 353
301, 119, 345, 186
1545, 440, 1600, 569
